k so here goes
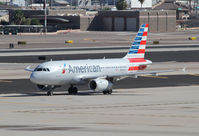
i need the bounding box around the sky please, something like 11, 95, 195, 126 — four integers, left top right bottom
11, 0, 25, 6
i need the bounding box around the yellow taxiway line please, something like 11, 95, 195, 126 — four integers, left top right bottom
0, 80, 13, 83
140, 75, 168, 79
188, 74, 199, 77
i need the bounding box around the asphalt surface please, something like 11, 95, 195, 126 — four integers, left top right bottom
1, 44, 199, 53
1, 30, 199, 49
0, 50, 199, 63
1, 31, 199, 136
0, 75, 198, 94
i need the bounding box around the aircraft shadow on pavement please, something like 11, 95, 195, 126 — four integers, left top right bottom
1, 75, 199, 97
1, 91, 150, 97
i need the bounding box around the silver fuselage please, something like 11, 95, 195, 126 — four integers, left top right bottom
30, 58, 152, 86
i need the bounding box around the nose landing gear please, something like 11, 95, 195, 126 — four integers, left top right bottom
43, 85, 61, 96
47, 86, 54, 96
47, 90, 53, 96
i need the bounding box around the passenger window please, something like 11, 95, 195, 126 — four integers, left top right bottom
47, 68, 50, 71
43, 68, 46, 71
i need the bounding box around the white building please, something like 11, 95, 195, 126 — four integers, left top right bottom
131, 0, 152, 8
10, 0, 25, 6
0, 0, 11, 3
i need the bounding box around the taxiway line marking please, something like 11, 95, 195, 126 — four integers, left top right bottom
0, 101, 58, 107
0, 80, 13, 83
188, 74, 199, 77
140, 75, 168, 79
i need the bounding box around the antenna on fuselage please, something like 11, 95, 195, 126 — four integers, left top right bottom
103, 56, 106, 59
50, 58, 53, 61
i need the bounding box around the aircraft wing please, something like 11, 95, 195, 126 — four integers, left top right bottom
132, 70, 175, 77
77, 70, 173, 81
113, 69, 177, 81
78, 68, 184, 82
76, 75, 106, 81
25, 66, 34, 72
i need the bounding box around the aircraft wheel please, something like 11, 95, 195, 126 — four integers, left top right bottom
103, 90, 112, 95
73, 87, 78, 95
47, 91, 53, 96
68, 86, 78, 95
108, 89, 112, 94
68, 87, 73, 95
103, 90, 108, 95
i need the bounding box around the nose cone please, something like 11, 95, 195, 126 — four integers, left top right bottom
30, 72, 54, 85
30, 72, 38, 84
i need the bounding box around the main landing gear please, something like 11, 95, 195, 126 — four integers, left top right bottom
68, 85, 78, 95
103, 89, 112, 95
47, 90, 53, 96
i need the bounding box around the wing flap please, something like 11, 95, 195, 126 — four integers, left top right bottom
133, 70, 175, 76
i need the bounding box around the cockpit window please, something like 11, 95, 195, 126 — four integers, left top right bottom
34, 67, 50, 72
37, 68, 42, 71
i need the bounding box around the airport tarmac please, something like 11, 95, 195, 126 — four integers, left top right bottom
0, 86, 199, 136
0, 30, 199, 49
0, 30, 199, 135
0, 74, 199, 94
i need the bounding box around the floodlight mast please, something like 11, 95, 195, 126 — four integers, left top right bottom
44, 0, 47, 34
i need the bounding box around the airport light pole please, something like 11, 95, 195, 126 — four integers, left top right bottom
196, 0, 199, 17
44, 0, 47, 34
70, 0, 72, 9
50, 0, 52, 9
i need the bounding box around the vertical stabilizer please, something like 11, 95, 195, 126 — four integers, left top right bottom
124, 24, 149, 59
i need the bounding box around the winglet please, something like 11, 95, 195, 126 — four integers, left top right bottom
182, 67, 186, 73
25, 66, 34, 72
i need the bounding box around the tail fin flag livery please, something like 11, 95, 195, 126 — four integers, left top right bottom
25, 24, 176, 96
124, 24, 148, 59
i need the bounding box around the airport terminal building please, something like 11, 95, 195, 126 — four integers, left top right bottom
83, 10, 176, 32
4, 9, 176, 33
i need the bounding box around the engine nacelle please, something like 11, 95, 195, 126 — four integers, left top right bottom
88, 79, 113, 91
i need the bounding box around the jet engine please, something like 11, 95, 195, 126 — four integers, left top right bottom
88, 79, 113, 91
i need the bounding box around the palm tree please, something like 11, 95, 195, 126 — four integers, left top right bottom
14, 10, 24, 25
138, 0, 145, 8
116, 0, 127, 10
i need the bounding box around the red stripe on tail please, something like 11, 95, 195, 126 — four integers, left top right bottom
138, 49, 145, 54
140, 40, 146, 45
128, 58, 146, 63
143, 32, 147, 36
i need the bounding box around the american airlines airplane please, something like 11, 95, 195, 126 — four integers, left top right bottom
25, 24, 171, 96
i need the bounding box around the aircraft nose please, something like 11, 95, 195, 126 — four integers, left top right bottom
30, 72, 38, 84
30, 72, 51, 85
